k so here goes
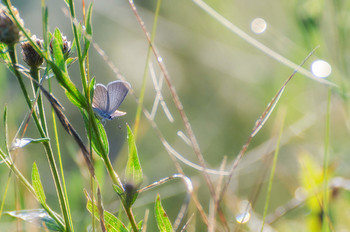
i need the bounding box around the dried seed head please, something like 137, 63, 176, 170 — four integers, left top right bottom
50, 34, 72, 58
21, 35, 44, 67
0, 7, 23, 45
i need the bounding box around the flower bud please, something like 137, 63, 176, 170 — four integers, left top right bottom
21, 35, 44, 67
50, 34, 71, 58
0, 7, 22, 45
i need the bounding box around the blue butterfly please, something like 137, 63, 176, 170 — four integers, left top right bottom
92, 80, 130, 120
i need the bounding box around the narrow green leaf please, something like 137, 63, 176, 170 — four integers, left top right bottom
49, 62, 86, 109
32, 162, 46, 206
52, 29, 65, 72
82, 110, 109, 157
125, 124, 143, 185
42, 6, 49, 50
6, 209, 64, 231
89, 77, 96, 102
65, 90, 84, 109
66, 57, 78, 68
112, 184, 124, 197
155, 194, 173, 232
82, 3, 93, 59
0, 43, 11, 65
86, 194, 128, 232
137, 220, 143, 231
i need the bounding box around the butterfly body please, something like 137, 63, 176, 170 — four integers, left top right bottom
92, 80, 130, 120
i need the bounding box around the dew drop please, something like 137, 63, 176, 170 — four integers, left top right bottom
311, 59, 331, 78
157, 56, 163, 63
235, 200, 252, 224
251, 18, 267, 34
235, 212, 251, 224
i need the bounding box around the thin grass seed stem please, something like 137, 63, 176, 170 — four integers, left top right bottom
133, 0, 162, 139
219, 48, 318, 204
8, 45, 73, 232
127, 0, 217, 202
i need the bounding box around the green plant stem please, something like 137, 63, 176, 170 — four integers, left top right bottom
124, 206, 139, 232
133, 0, 162, 140
103, 155, 123, 188
49, 79, 75, 232
30, 67, 47, 133
322, 88, 331, 232
0, 171, 11, 218
0, 149, 65, 229
261, 111, 286, 232
67, 0, 88, 94
8, 45, 72, 232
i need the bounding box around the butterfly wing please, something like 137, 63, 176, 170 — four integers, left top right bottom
92, 84, 109, 117
107, 80, 130, 119
110, 110, 127, 118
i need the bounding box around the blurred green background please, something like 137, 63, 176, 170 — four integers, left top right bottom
1, 0, 350, 231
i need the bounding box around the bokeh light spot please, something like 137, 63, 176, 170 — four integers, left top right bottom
311, 59, 332, 78
251, 18, 267, 34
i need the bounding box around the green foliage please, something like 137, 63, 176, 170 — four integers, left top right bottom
111, 125, 143, 209
155, 194, 173, 232
86, 194, 128, 232
31, 162, 47, 206
82, 109, 109, 158
82, 3, 93, 60
125, 124, 143, 185
2, 0, 350, 231
52, 29, 66, 72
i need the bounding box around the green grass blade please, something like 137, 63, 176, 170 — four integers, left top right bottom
31, 162, 47, 206
49, 78, 75, 232
42, 4, 49, 53
155, 194, 173, 232
260, 110, 286, 232
82, 2, 93, 60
